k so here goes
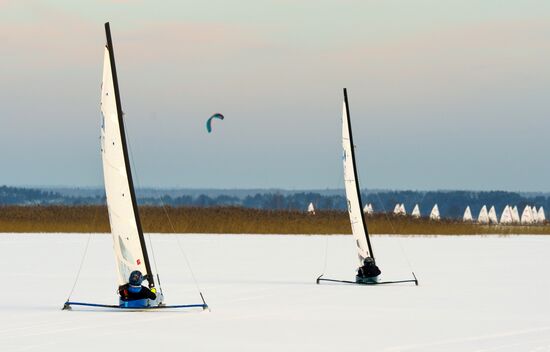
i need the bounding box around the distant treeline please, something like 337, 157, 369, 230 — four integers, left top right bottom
1, 185, 548, 220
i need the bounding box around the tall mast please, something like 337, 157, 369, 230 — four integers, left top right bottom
104, 22, 155, 288
343, 88, 375, 260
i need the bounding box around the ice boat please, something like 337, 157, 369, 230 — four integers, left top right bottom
429, 204, 440, 220
463, 206, 473, 222
521, 205, 534, 224
511, 206, 520, 223
532, 206, 539, 223
488, 206, 498, 225
363, 203, 374, 215
499, 205, 512, 225
538, 207, 546, 222
316, 89, 417, 287
478, 205, 489, 224
64, 23, 207, 311
411, 204, 421, 218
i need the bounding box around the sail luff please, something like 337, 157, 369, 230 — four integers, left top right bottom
342, 88, 374, 262
103, 22, 155, 288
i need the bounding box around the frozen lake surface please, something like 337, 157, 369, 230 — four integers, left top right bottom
1, 234, 550, 351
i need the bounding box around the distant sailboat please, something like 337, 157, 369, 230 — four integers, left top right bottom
478, 205, 489, 224
411, 204, 421, 218
488, 206, 498, 225
511, 206, 520, 223
393, 203, 401, 215
429, 204, 440, 220
463, 206, 473, 222
307, 202, 316, 215
521, 205, 534, 224
317, 89, 417, 286
499, 205, 512, 225
393, 203, 406, 216
538, 207, 546, 222
363, 203, 374, 215
532, 206, 539, 223
64, 23, 208, 311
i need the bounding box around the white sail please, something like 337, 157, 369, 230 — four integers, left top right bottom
393, 203, 406, 215
307, 202, 315, 214
429, 204, 440, 220
499, 205, 512, 225
411, 204, 421, 218
342, 93, 372, 264
463, 206, 473, 222
521, 205, 534, 224
532, 206, 539, 223
363, 203, 373, 215
511, 206, 520, 223
478, 205, 489, 224
101, 46, 149, 286
538, 207, 546, 222
488, 206, 498, 224
393, 203, 400, 215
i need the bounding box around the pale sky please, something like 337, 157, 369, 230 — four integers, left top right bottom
1, 0, 550, 191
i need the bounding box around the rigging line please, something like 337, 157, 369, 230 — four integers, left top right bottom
352, 141, 413, 271
158, 200, 205, 298
320, 139, 345, 275
320, 234, 330, 274
146, 232, 162, 292
66, 233, 93, 301
66, 204, 100, 301
414, 190, 429, 216
374, 192, 415, 272
119, 114, 200, 289
124, 120, 162, 292
122, 115, 203, 303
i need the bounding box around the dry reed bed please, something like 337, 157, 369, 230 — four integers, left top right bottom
0, 205, 549, 235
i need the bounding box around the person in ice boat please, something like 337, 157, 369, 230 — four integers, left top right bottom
118, 270, 159, 307
356, 257, 381, 284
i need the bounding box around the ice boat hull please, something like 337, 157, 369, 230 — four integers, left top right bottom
63, 301, 207, 311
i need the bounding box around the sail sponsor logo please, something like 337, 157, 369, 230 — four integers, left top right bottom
137, 259, 141, 265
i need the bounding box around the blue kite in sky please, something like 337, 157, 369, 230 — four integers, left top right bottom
206, 113, 225, 133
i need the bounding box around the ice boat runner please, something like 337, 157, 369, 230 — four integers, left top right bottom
317, 89, 417, 286
63, 23, 207, 311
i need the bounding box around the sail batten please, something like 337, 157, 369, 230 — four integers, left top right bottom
342, 88, 374, 264
101, 22, 154, 288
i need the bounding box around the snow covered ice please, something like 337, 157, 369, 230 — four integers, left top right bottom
2, 234, 550, 351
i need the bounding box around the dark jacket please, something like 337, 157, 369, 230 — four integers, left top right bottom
358, 263, 381, 278
118, 284, 157, 301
